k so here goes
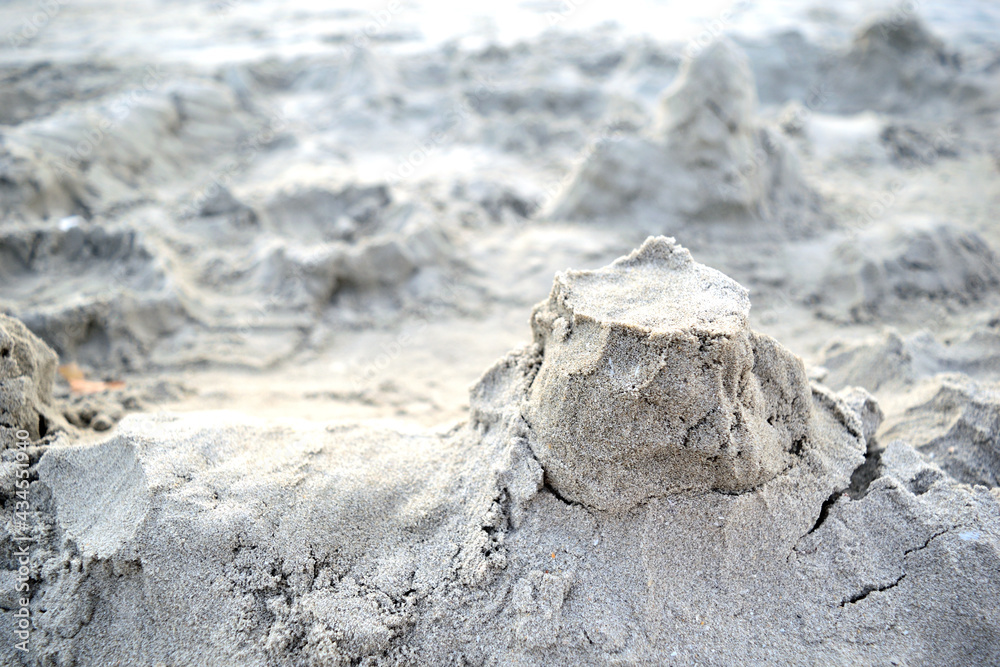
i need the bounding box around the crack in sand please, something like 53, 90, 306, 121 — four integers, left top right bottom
839, 528, 954, 607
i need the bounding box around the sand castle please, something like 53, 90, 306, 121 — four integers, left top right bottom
525, 237, 812, 509
548, 40, 818, 225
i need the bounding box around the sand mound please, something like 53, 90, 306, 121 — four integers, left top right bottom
0, 79, 255, 222
0, 314, 64, 447
0, 156, 456, 369
825, 13, 960, 115
261, 183, 393, 243
0, 212, 455, 373
880, 377, 1000, 489
821, 325, 1000, 394
525, 237, 811, 509
548, 40, 820, 229
820, 326, 1000, 491
815, 221, 1000, 323
857, 224, 1000, 309
5, 238, 999, 666
194, 184, 258, 224
0, 61, 125, 126
0, 222, 190, 371
821, 329, 918, 392
880, 122, 961, 166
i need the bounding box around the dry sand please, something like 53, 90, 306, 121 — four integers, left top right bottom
2, 2, 1000, 665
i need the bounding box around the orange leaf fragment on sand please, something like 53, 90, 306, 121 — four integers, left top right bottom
58, 363, 126, 395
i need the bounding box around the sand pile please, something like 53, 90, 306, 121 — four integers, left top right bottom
250, 182, 454, 292
860, 223, 1000, 307
813, 220, 1000, 324
0, 79, 255, 222
1, 115, 457, 372
548, 40, 821, 229
0, 311, 184, 441
819, 325, 1000, 493
0, 208, 456, 373
524, 238, 812, 508
0, 222, 190, 372
0, 314, 64, 448
5, 238, 998, 665
0, 54, 464, 371
821, 326, 1000, 394
0, 62, 127, 127
880, 377, 1000, 489
261, 184, 393, 243
824, 14, 962, 115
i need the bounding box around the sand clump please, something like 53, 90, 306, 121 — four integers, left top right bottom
525, 237, 812, 509
548, 39, 821, 229
0, 222, 191, 372
0, 57, 463, 372
820, 325, 1000, 394
824, 14, 962, 115
853, 223, 1000, 316
880, 377, 1000, 489
260, 183, 393, 243
0, 314, 64, 447
0, 79, 256, 222
819, 324, 1000, 493
811, 220, 1000, 324
0, 312, 185, 442
0, 188, 456, 372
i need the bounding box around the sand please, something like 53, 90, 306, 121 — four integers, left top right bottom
3, 238, 998, 665
2, 2, 1000, 665
548, 39, 821, 230
524, 237, 814, 508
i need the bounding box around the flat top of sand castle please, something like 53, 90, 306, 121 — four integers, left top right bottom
553, 237, 751, 335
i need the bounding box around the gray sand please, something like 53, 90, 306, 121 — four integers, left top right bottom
548, 39, 821, 230
2, 4, 1000, 665
3, 239, 998, 665
525, 237, 812, 508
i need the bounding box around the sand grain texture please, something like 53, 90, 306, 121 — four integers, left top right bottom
5, 241, 998, 666
2, 5, 1000, 665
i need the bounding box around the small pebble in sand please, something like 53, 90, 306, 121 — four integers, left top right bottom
91, 414, 115, 431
